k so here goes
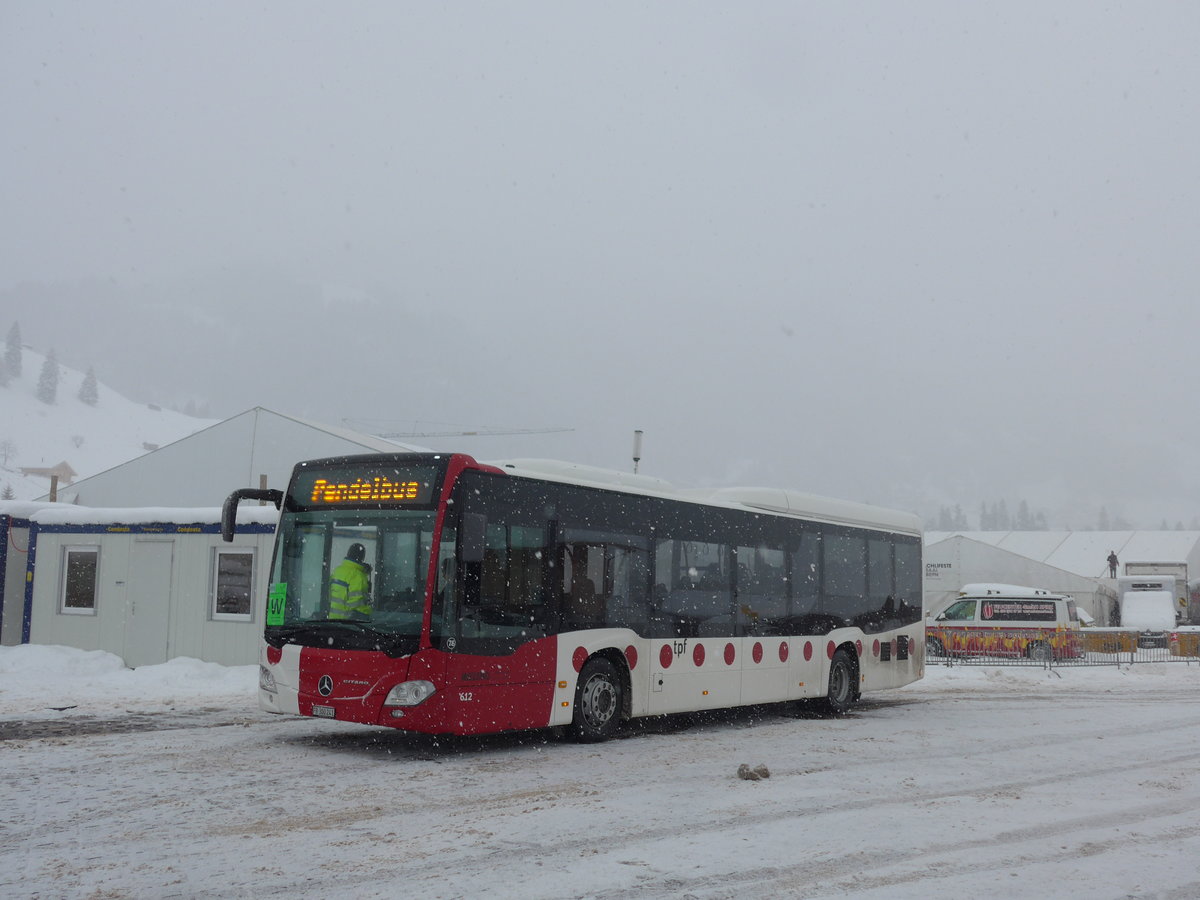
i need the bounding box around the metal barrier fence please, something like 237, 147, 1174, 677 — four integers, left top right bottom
926, 628, 1200, 667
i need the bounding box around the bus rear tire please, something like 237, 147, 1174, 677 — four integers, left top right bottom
821, 649, 857, 714
572, 657, 623, 742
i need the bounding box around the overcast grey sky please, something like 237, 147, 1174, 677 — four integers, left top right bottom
3, 2, 1198, 527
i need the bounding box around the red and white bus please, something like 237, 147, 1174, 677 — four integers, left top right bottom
222, 453, 924, 741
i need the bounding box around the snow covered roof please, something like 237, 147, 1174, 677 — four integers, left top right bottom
10, 504, 278, 527
925, 530, 1200, 579
0, 501, 60, 521
492, 459, 922, 534
958, 583, 1067, 599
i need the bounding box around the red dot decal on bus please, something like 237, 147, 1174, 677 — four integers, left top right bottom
856, 640, 863, 657
872, 639, 880, 657
827, 641, 836, 659
752, 642, 764, 664
266, 645, 282, 666
804, 641, 813, 661
625, 646, 638, 671
693, 643, 705, 667
660, 645, 673, 669
573, 647, 589, 672
724, 643, 736, 665
779, 641, 789, 662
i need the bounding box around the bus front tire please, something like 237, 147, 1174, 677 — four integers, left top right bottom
572, 657, 623, 742
821, 649, 858, 715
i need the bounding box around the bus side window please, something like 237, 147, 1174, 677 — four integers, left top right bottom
654, 538, 733, 637
608, 544, 650, 632
789, 530, 821, 622
430, 527, 456, 641
736, 545, 786, 634
563, 544, 606, 628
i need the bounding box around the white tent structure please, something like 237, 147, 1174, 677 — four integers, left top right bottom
924, 535, 1117, 623
37, 407, 424, 508
924, 530, 1200, 625
926, 530, 1200, 581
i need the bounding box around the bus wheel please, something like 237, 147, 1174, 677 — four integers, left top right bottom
821, 649, 857, 714
572, 657, 623, 742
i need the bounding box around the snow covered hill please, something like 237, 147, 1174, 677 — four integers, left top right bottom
0, 345, 217, 501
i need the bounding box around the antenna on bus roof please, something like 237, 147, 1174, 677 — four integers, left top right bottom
632, 429, 644, 474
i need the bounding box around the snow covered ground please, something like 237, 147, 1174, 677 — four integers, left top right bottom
4, 645, 1200, 899
0, 346, 216, 501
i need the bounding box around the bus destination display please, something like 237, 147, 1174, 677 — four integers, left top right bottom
294, 465, 438, 507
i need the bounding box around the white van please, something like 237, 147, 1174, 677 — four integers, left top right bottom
927, 583, 1082, 661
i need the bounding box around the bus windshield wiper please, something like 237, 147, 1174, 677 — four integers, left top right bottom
299, 619, 411, 656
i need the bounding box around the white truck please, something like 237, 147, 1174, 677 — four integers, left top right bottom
1117, 573, 1181, 646
1121, 561, 1189, 624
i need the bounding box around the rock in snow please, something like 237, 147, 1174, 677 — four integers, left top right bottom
736, 763, 771, 780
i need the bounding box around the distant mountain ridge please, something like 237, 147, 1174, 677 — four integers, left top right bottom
0, 344, 217, 501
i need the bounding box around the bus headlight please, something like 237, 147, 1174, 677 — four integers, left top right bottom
384, 680, 436, 707
259, 665, 277, 693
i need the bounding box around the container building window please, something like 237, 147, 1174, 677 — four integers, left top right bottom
213, 548, 255, 620
61, 546, 100, 615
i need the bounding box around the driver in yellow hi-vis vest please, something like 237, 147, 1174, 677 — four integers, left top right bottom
329, 543, 372, 619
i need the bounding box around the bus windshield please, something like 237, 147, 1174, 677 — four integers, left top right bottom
267, 507, 437, 652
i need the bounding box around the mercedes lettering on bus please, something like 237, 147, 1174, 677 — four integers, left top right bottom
222, 453, 924, 742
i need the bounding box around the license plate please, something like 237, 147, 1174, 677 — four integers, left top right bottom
312, 704, 335, 718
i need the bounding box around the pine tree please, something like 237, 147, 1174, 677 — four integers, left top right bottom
2, 483, 14, 500
78, 366, 99, 406
953, 504, 969, 530
4, 323, 21, 379
36, 348, 59, 404
996, 500, 1011, 530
